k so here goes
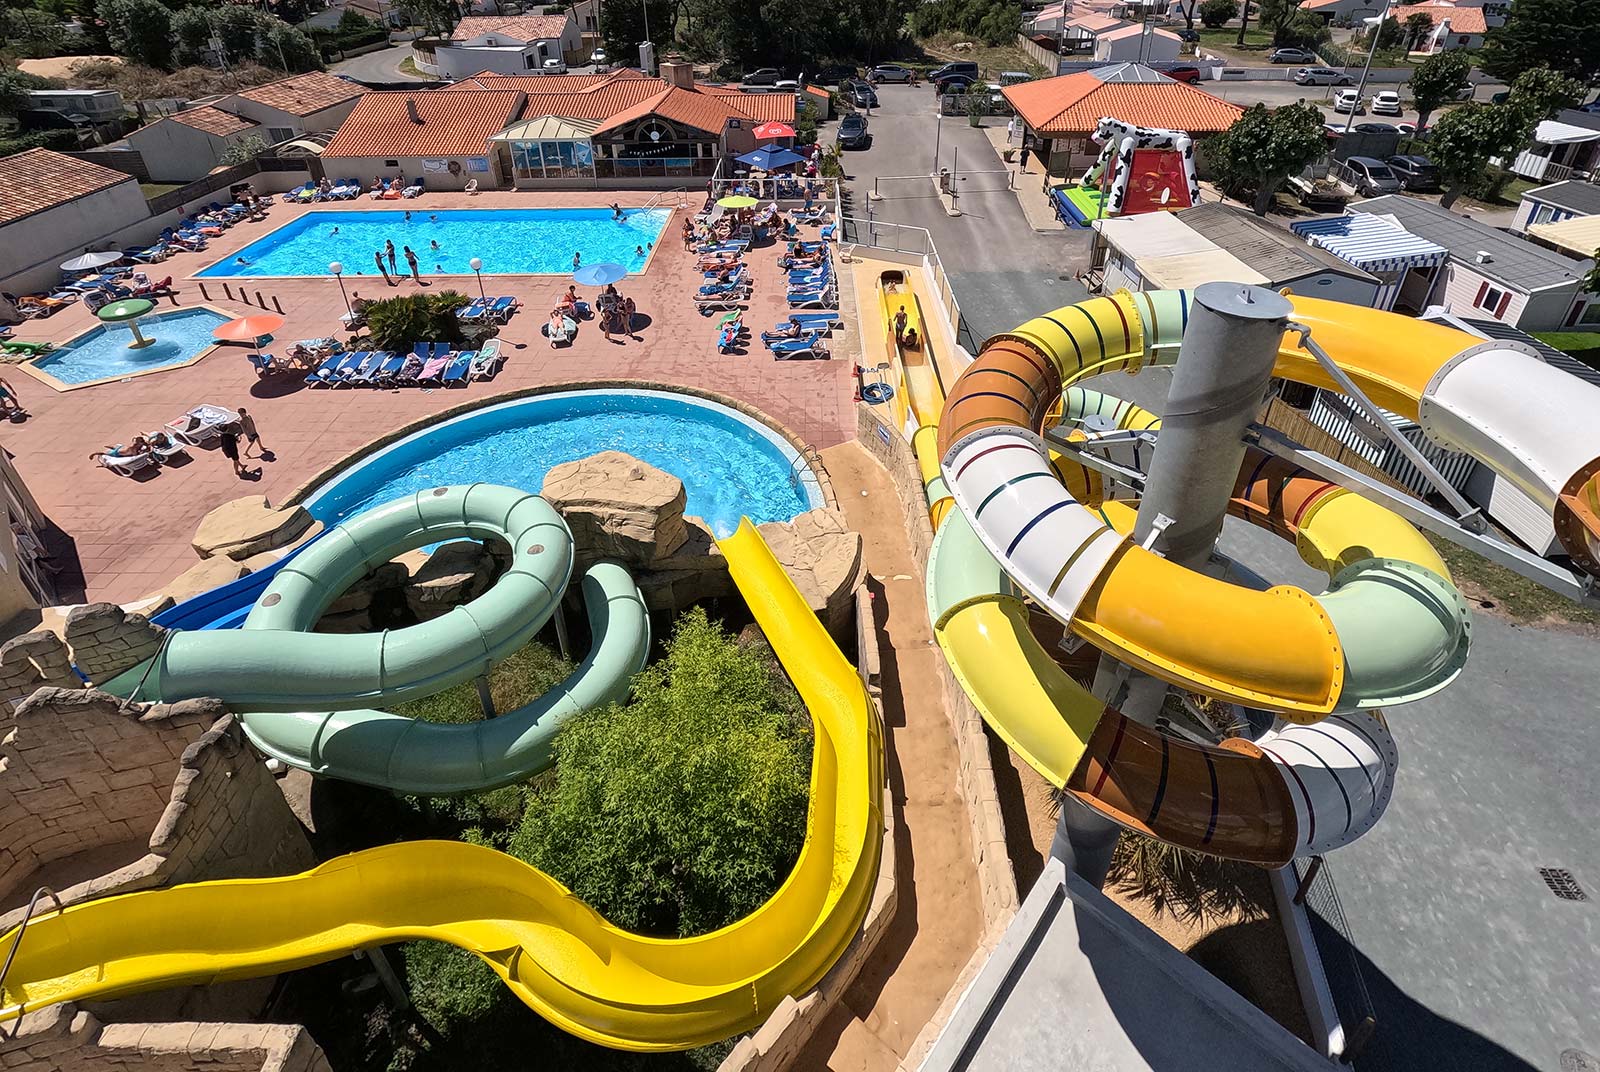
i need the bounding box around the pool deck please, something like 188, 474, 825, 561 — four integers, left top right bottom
3, 190, 853, 605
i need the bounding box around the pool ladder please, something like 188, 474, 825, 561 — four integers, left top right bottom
788, 446, 823, 495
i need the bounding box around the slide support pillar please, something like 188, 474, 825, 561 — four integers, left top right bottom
1056, 282, 1293, 888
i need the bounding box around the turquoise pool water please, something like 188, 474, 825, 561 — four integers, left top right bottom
33, 308, 230, 386
303, 390, 824, 537
198, 208, 672, 278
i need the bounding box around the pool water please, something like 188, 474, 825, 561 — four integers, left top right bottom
33, 308, 230, 386
199, 208, 672, 278
303, 390, 823, 537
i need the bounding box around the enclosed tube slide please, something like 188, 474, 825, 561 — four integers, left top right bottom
929, 289, 1600, 863
101, 484, 651, 795
0, 521, 884, 1053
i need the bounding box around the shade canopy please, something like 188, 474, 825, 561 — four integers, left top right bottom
752, 121, 796, 140
573, 263, 627, 286
61, 251, 124, 272
737, 145, 806, 172
717, 195, 759, 209
95, 298, 156, 322
213, 314, 285, 342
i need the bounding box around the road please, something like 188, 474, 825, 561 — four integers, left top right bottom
329, 44, 428, 83
1199, 78, 1495, 131
839, 83, 1092, 348
840, 80, 1600, 1072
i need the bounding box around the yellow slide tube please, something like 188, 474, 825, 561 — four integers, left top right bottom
0, 522, 884, 1053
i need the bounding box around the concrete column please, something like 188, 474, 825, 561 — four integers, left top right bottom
1056, 282, 1293, 887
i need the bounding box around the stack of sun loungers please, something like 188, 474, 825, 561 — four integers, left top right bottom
786, 254, 836, 309
304, 340, 504, 389
459, 296, 521, 324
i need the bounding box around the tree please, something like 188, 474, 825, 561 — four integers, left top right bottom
102, 0, 173, 68
1256, 0, 1291, 34
509, 609, 810, 938
0, 7, 67, 59
1403, 11, 1433, 49
1507, 66, 1585, 124
1363, 14, 1403, 51
1199, 0, 1237, 29
220, 133, 268, 164
1209, 101, 1328, 216
1234, 0, 1251, 46
394, 0, 460, 35
1584, 253, 1600, 298
171, 6, 213, 66
1275, 10, 1328, 48
0, 71, 33, 118
1428, 102, 1531, 207
263, 21, 321, 70
1480, 0, 1600, 86
214, 4, 262, 61
1407, 47, 1470, 131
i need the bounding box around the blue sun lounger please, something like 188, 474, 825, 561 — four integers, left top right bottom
348, 351, 394, 386
442, 351, 475, 386
305, 351, 358, 387
768, 335, 829, 360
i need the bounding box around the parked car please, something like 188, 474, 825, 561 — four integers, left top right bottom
837, 113, 870, 149
588, 48, 608, 66
1175, 27, 1201, 42
1371, 90, 1402, 116
844, 80, 879, 108
1295, 66, 1353, 86
1353, 122, 1397, 133
538, 57, 566, 74
1386, 154, 1440, 190
743, 67, 783, 86
1333, 89, 1366, 114
1163, 65, 1202, 84
869, 63, 913, 83
998, 71, 1033, 86
934, 74, 978, 93
1396, 121, 1420, 136
1578, 98, 1600, 113
1271, 47, 1317, 64
1338, 156, 1403, 196
928, 61, 979, 83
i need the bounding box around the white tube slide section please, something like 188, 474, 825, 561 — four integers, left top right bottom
942, 426, 1128, 623
1258, 711, 1398, 856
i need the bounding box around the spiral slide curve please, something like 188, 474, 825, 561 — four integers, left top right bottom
0, 520, 884, 1052
926, 289, 1600, 865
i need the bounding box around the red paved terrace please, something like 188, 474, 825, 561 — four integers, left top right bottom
3, 191, 851, 604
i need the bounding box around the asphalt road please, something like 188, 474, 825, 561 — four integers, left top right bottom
329, 44, 428, 83
838, 83, 1092, 349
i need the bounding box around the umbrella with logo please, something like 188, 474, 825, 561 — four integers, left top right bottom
213, 313, 285, 359
752, 121, 796, 141
574, 263, 628, 286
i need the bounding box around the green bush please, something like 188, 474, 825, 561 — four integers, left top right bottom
1198, 0, 1238, 29
364, 291, 471, 352
509, 608, 811, 938
0, 129, 81, 156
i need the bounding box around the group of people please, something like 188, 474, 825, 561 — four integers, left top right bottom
370, 239, 428, 287
596, 284, 640, 343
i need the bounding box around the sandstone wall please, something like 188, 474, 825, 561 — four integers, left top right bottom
855, 404, 1020, 933
0, 1004, 331, 1072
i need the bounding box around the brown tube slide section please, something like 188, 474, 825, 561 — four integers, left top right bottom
935, 338, 1059, 457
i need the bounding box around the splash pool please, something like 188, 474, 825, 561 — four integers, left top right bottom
30, 307, 230, 388
198, 208, 672, 278
301, 390, 824, 537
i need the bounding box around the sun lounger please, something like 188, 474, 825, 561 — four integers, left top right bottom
777, 312, 842, 332
769, 336, 829, 360
787, 288, 837, 309
469, 339, 503, 381
442, 352, 475, 385
541, 316, 577, 346
487, 296, 519, 323
416, 352, 450, 385
389, 353, 425, 384
304, 351, 348, 386
164, 404, 239, 445
143, 435, 189, 465
95, 447, 156, 476
370, 351, 408, 385
458, 297, 492, 322
695, 293, 744, 314
717, 317, 744, 353
347, 351, 393, 386
319, 351, 368, 387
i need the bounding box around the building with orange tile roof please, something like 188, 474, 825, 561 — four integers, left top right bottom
417, 12, 582, 78
321, 90, 524, 190
1002, 64, 1242, 180
0, 149, 149, 294
1391, 1, 1489, 51
124, 105, 262, 183
226, 72, 363, 141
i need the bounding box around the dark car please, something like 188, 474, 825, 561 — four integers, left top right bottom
928, 61, 979, 83
742, 67, 783, 86
1352, 122, 1398, 133
1386, 154, 1440, 190
837, 113, 870, 149
1163, 65, 1202, 84
1175, 27, 1200, 42
934, 74, 978, 94
845, 80, 879, 108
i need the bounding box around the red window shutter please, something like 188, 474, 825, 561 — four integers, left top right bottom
1474, 281, 1489, 307
1495, 291, 1512, 318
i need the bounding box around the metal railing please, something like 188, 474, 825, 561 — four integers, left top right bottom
643, 187, 690, 210
0, 886, 63, 1036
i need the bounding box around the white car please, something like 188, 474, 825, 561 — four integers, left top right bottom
1333, 89, 1365, 114
1371, 90, 1403, 116
589, 48, 608, 67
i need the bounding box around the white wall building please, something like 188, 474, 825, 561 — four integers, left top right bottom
224, 71, 363, 146
1093, 23, 1182, 63
419, 14, 582, 78
124, 105, 260, 183
0, 149, 152, 296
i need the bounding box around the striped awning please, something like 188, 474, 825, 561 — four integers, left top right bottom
1290, 213, 1447, 272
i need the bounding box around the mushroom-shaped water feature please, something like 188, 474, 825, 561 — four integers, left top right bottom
96, 297, 159, 350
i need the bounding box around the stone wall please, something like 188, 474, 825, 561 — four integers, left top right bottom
0, 631, 77, 727
63, 603, 167, 684
0, 1004, 331, 1072
855, 404, 1020, 933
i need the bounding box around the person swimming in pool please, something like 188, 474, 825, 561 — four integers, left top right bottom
430, 239, 440, 251
234, 256, 250, 265
635, 245, 644, 256
429, 214, 438, 222
405, 210, 412, 221
330, 226, 339, 236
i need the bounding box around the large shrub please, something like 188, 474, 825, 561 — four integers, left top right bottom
509, 608, 811, 938
363, 291, 471, 352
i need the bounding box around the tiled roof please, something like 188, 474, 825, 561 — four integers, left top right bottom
0, 148, 134, 227
1391, 2, 1487, 33
698, 86, 796, 121
595, 85, 739, 136
1065, 13, 1126, 31
234, 71, 362, 116
1524, 179, 1600, 216
450, 14, 569, 42
1003, 72, 1243, 136
442, 72, 621, 92
168, 105, 258, 137
1351, 194, 1590, 290
440, 69, 793, 126
322, 90, 524, 158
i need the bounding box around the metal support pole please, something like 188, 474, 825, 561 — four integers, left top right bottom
475, 676, 495, 719
357, 946, 412, 1010
1055, 282, 1293, 888
553, 598, 571, 659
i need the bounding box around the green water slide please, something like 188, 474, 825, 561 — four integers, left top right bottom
102, 484, 651, 795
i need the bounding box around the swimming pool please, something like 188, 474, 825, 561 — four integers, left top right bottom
301, 390, 824, 537
198, 208, 672, 278
30, 307, 230, 388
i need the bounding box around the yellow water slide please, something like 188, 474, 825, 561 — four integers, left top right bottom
0, 522, 884, 1052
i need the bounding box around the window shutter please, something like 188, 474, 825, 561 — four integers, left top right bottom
1495, 291, 1512, 318
1473, 281, 1489, 306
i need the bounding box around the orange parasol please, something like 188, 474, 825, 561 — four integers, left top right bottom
213, 314, 285, 357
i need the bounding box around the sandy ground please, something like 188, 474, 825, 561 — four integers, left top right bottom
792, 441, 984, 1072
17, 55, 122, 78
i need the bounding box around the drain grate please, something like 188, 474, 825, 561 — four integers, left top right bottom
1539, 868, 1589, 902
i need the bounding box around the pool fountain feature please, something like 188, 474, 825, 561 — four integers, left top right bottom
96, 297, 159, 349
24, 306, 234, 390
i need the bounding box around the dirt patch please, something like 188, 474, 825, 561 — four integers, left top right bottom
17, 54, 123, 78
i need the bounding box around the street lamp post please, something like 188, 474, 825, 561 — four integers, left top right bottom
1344, 0, 1394, 134
329, 261, 350, 317
469, 257, 485, 299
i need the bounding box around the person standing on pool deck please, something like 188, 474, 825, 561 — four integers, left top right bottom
237, 407, 265, 458
219, 423, 247, 477
384, 239, 397, 276
373, 250, 395, 286
403, 246, 426, 285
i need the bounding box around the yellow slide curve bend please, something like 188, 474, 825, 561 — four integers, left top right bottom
0, 521, 884, 1053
